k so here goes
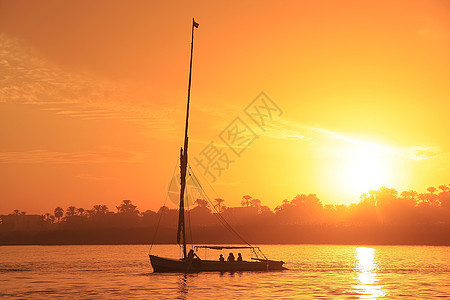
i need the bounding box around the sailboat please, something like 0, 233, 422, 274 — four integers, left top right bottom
149, 19, 286, 273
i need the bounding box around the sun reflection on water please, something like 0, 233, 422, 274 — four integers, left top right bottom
353, 247, 386, 299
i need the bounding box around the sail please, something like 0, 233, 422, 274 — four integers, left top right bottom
177, 147, 187, 247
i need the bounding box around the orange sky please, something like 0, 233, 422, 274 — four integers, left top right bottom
1, 0, 449, 214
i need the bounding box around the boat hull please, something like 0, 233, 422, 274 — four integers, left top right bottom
149, 255, 286, 272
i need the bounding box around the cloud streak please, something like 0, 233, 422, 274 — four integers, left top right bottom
2, 34, 446, 165
255, 118, 445, 162
407, 146, 440, 161
0, 147, 146, 164
0, 34, 179, 134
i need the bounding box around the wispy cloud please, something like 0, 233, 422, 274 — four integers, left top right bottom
185, 98, 446, 166
0, 147, 146, 164
215, 181, 248, 187
308, 127, 394, 152
407, 146, 440, 161
256, 118, 445, 162
76, 173, 114, 182
0, 34, 179, 134
260, 119, 315, 143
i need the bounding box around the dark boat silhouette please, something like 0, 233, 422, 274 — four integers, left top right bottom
149, 18, 286, 273
150, 248, 285, 272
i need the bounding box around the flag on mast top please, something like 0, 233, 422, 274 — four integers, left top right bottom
193, 19, 199, 28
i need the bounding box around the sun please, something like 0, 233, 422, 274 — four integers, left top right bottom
333, 143, 394, 199
315, 137, 404, 204
344, 146, 385, 193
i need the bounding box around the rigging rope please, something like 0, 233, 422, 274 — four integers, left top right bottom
200, 173, 255, 246
148, 158, 178, 254
187, 163, 253, 241
186, 188, 194, 249
149, 158, 268, 260
187, 163, 252, 247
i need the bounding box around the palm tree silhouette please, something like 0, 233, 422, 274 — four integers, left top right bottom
93, 205, 109, 216
400, 190, 418, 200
438, 185, 449, 193
214, 198, 225, 213
116, 200, 138, 215
54, 207, 64, 222
241, 195, 252, 207
66, 206, 77, 217
427, 186, 437, 194
77, 208, 85, 216
427, 187, 438, 205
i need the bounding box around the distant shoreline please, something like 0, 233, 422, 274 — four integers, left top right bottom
1, 223, 449, 246
1, 243, 449, 246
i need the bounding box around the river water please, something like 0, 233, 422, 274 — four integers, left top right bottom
0, 245, 448, 299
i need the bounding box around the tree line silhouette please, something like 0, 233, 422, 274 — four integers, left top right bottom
1, 184, 449, 245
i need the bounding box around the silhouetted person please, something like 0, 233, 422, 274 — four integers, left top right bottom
186, 249, 200, 261
237, 253, 243, 262
219, 254, 224, 262
227, 253, 235, 262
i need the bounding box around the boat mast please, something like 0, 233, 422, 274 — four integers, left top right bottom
177, 18, 198, 260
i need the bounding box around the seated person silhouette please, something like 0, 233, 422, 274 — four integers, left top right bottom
219, 254, 225, 262
237, 253, 243, 262
186, 249, 200, 261
227, 252, 235, 262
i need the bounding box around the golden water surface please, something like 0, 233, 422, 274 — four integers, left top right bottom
0, 245, 448, 299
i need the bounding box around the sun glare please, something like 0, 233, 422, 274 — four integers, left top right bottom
327, 142, 397, 201
344, 146, 386, 193
353, 247, 385, 298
